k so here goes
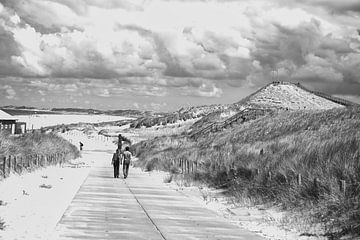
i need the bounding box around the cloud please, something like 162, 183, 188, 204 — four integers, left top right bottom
320, 35, 353, 54
93, 88, 110, 97
181, 82, 223, 98
252, 19, 323, 69
340, 53, 360, 84
150, 102, 167, 111
133, 102, 140, 109
0, 84, 16, 99
308, 0, 360, 14
292, 64, 344, 83
0, 0, 359, 107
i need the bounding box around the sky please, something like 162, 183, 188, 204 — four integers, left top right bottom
0, 0, 359, 111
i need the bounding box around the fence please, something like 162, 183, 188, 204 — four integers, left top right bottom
173, 158, 199, 175
0, 152, 69, 179
171, 158, 354, 195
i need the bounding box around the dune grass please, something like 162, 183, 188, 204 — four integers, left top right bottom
0, 131, 80, 173
133, 107, 360, 238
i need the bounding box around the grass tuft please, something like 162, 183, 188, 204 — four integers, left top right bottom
163, 174, 173, 183
0, 218, 5, 230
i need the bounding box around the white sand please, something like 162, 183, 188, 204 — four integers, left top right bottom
16, 114, 131, 129
246, 83, 344, 110
0, 156, 92, 240
141, 170, 325, 240
0, 130, 117, 240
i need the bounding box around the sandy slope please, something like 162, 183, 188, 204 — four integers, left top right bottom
143, 171, 326, 240
244, 83, 344, 110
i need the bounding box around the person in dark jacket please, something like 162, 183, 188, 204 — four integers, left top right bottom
122, 146, 132, 179
111, 149, 121, 178
117, 134, 131, 152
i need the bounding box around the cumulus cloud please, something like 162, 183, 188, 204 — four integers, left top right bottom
181, 82, 223, 98
150, 102, 167, 111
0, 0, 359, 109
293, 64, 344, 83
307, 0, 360, 14
0, 84, 16, 99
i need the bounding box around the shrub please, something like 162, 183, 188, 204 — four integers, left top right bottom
144, 158, 160, 172
0, 218, 5, 230
163, 174, 173, 183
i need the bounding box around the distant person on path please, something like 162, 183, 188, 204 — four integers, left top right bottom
117, 134, 131, 152
122, 146, 132, 179
79, 142, 83, 151
112, 149, 122, 178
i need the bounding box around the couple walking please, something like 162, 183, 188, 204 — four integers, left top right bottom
112, 146, 132, 179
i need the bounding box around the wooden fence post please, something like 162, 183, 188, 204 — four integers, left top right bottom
3, 157, 6, 178
8, 155, 11, 175
314, 177, 319, 189
21, 156, 24, 171
284, 174, 288, 184
18, 156, 21, 171
14, 156, 17, 173
297, 174, 302, 185
340, 179, 346, 194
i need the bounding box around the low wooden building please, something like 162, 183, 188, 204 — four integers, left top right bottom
0, 110, 26, 134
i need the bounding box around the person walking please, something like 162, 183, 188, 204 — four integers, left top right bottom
122, 146, 132, 179
111, 149, 121, 178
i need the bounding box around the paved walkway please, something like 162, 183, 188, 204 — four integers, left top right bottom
53, 152, 264, 240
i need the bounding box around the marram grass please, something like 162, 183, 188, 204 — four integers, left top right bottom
134, 107, 360, 238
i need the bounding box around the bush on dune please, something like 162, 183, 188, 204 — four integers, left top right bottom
134, 107, 360, 238
0, 131, 80, 164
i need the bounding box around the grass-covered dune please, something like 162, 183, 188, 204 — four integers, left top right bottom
134, 107, 360, 239
0, 131, 80, 171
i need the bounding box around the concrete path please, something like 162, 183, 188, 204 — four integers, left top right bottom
53, 152, 264, 240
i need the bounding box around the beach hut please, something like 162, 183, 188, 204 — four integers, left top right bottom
0, 110, 17, 134
0, 110, 26, 134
